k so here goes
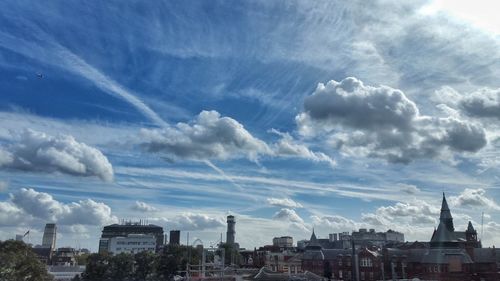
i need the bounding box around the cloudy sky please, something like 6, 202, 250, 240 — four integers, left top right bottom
1, 0, 500, 251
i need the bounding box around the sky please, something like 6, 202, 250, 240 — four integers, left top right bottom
1, 0, 500, 252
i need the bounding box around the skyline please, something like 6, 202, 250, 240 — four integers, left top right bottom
1, 0, 500, 252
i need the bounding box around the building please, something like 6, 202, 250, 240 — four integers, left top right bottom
42, 223, 57, 250
102, 234, 156, 255
51, 247, 77, 266
226, 215, 236, 246
48, 265, 85, 281
301, 193, 500, 281
351, 228, 404, 247
98, 221, 163, 254
273, 236, 293, 248
169, 230, 180, 245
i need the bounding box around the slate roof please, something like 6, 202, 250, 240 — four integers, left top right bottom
421, 248, 473, 264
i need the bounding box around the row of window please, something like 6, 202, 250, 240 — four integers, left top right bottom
116, 241, 155, 245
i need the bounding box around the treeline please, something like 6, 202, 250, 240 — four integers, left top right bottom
0, 240, 54, 281
76, 244, 241, 281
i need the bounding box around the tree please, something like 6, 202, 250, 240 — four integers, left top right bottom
156, 247, 179, 280
81, 253, 110, 281
134, 251, 156, 281
0, 240, 54, 281
108, 253, 134, 281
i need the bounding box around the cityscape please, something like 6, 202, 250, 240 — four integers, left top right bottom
3, 193, 499, 280
2, 1, 500, 281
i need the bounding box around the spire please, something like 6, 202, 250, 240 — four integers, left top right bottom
466, 221, 476, 233
310, 228, 317, 243
430, 192, 458, 247
306, 228, 322, 250
439, 193, 454, 231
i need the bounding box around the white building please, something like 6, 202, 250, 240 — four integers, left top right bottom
101, 234, 156, 255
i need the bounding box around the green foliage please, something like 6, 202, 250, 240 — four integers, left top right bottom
79, 245, 206, 281
0, 240, 54, 281
81, 253, 110, 281
133, 251, 156, 281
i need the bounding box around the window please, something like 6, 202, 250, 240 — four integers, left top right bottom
360, 258, 373, 267
338, 259, 342, 266
361, 271, 365, 280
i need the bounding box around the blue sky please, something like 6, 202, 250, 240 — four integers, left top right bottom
1, 0, 500, 251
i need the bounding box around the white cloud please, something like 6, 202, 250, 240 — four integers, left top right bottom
0, 201, 25, 226
272, 208, 304, 224
8, 188, 117, 226
311, 215, 358, 230
370, 200, 439, 225
132, 201, 158, 212
151, 213, 225, 231
450, 188, 500, 210
0, 129, 113, 181
267, 197, 303, 208
140, 110, 271, 162
297, 77, 487, 163
271, 129, 335, 168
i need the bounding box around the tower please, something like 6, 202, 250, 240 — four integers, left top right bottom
226, 215, 235, 245
430, 193, 458, 248
439, 192, 454, 232
42, 223, 57, 250
466, 221, 478, 242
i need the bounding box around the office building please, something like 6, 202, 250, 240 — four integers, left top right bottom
42, 223, 57, 250
98, 221, 163, 254
101, 234, 156, 255
169, 230, 180, 245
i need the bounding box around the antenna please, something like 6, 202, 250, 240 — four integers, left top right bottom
481, 212, 484, 241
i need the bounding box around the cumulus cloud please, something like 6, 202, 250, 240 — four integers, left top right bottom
367, 200, 439, 226
0, 201, 25, 226
267, 197, 303, 208
311, 215, 357, 230
450, 188, 500, 210
140, 110, 271, 162
149, 213, 225, 231
297, 77, 487, 163
0, 129, 113, 181
173, 213, 225, 230
459, 88, 500, 119
272, 208, 304, 224
8, 188, 117, 226
132, 201, 158, 212
271, 129, 335, 167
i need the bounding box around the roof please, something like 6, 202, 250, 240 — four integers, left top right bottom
473, 248, 499, 263
302, 249, 324, 260
421, 248, 473, 264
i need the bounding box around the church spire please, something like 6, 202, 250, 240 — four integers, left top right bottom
440, 193, 454, 231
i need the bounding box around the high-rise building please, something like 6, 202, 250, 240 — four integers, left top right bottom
98, 221, 163, 254
226, 215, 235, 245
169, 230, 180, 245
42, 223, 57, 249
